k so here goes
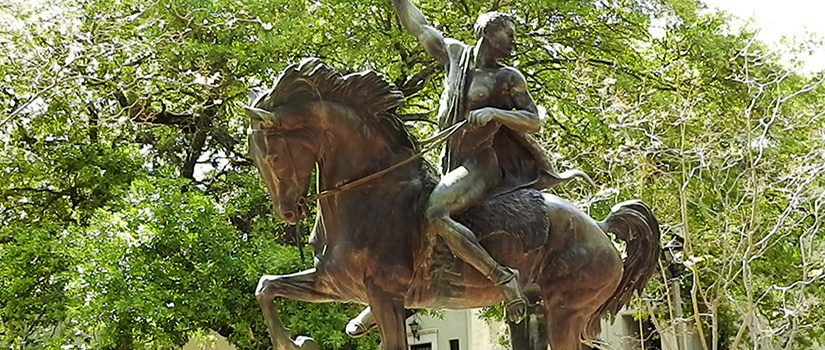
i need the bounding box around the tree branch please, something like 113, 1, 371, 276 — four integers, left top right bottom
112, 90, 196, 131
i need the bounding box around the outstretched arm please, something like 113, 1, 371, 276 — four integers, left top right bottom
391, 0, 449, 65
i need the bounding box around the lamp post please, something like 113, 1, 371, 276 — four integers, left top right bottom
663, 237, 686, 350
408, 319, 420, 341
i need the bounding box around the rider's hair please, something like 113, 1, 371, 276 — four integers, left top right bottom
473, 11, 515, 40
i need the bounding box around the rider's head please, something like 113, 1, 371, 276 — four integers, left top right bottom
473, 12, 515, 41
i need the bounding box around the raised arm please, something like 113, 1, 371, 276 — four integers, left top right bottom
391, 0, 449, 65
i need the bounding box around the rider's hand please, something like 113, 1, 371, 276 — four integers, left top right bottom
468, 107, 496, 126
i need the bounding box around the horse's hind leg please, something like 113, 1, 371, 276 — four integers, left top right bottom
543, 286, 610, 350
365, 285, 407, 350
255, 268, 338, 350
543, 303, 591, 350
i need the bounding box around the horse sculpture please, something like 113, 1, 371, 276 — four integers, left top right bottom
246, 58, 660, 350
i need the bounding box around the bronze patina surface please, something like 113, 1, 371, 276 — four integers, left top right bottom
349, 0, 597, 339
246, 58, 659, 350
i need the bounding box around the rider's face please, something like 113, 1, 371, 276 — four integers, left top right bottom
484, 21, 517, 58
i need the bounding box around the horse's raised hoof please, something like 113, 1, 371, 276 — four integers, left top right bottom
345, 321, 377, 338
345, 307, 377, 338
504, 297, 527, 324
294, 336, 320, 350
500, 270, 527, 324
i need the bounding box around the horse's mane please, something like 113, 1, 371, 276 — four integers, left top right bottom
251, 58, 417, 151
254, 58, 404, 116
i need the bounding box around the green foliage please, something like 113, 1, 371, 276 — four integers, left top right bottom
1, 0, 824, 349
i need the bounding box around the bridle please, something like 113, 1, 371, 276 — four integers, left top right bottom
252, 120, 468, 214
304, 120, 466, 202
250, 127, 309, 217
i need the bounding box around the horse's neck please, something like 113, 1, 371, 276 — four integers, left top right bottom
315, 108, 417, 192
311, 109, 426, 248
313, 171, 428, 264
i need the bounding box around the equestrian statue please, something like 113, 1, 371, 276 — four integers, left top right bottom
246, 1, 660, 349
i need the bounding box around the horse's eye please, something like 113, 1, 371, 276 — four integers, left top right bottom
265, 154, 279, 165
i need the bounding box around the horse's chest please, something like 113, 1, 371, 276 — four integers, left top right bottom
318, 214, 416, 264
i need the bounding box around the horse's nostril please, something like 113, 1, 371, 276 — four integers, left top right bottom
282, 211, 296, 222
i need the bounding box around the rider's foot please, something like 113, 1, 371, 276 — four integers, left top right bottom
345, 307, 376, 338
497, 268, 527, 324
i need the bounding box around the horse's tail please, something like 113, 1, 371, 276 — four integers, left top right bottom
584, 200, 660, 340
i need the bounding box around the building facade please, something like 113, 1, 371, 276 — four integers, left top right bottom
184, 308, 711, 350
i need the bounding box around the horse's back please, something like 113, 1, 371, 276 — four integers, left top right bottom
541, 193, 605, 245
538, 193, 623, 293
457, 189, 612, 256
407, 189, 622, 309
456, 188, 550, 252
464, 190, 620, 289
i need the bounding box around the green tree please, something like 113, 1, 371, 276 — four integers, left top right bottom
1, 0, 377, 348
1, 0, 823, 349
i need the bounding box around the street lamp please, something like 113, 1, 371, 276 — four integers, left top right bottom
408, 319, 420, 341
663, 237, 684, 279
663, 237, 686, 350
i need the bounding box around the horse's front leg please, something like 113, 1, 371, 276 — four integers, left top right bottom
255, 268, 337, 350
366, 285, 408, 350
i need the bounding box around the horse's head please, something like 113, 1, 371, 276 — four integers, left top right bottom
246, 101, 318, 224
245, 58, 406, 224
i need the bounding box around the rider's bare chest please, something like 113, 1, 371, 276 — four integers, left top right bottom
465, 69, 513, 109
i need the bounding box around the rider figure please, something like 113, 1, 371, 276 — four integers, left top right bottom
348, 0, 581, 336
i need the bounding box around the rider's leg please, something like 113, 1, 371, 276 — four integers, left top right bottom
425, 163, 527, 323
345, 159, 528, 336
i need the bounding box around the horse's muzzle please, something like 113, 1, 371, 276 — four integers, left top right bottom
272, 201, 301, 225
281, 210, 299, 224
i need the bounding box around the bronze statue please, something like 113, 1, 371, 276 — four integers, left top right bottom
346, 0, 593, 336
246, 58, 659, 350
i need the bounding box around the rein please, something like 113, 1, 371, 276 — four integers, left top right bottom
303, 120, 467, 202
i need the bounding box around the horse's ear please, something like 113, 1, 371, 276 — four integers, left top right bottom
244, 106, 277, 122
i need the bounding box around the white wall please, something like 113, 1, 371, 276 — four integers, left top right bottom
182, 308, 712, 350
406, 309, 508, 350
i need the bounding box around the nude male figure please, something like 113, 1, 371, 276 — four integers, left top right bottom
347, 1, 560, 336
